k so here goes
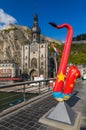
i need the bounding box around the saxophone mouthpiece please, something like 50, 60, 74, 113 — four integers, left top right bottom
49, 22, 57, 27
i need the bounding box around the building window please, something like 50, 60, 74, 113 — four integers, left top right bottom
40, 68, 44, 74
25, 63, 27, 67
2, 69, 5, 74
41, 45, 43, 48
31, 58, 37, 68
41, 54, 43, 58
41, 62, 43, 65
33, 34, 36, 39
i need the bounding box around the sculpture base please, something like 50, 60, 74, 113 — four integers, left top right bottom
39, 102, 81, 130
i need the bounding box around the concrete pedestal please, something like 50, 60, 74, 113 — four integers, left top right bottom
39, 102, 81, 130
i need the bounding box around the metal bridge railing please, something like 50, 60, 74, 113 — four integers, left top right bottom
0, 78, 55, 112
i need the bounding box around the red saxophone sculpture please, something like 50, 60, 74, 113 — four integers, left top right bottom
49, 22, 81, 102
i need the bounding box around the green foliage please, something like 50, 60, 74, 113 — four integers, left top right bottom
50, 42, 86, 64
69, 44, 86, 64
4, 27, 17, 33
25, 28, 31, 33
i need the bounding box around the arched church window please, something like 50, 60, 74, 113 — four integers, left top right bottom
31, 58, 37, 68
40, 68, 44, 74
41, 54, 43, 58
41, 62, 43, 65
33, 34, 36, 39
50, 57, 55, 69
25, 63, 27, 67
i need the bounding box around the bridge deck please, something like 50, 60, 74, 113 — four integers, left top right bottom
0, 80, 86, 130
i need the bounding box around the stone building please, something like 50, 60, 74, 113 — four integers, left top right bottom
0, 60, 21, 78
22, 14, 58, 79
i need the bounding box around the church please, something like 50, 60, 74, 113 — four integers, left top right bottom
22, 14, 59, 79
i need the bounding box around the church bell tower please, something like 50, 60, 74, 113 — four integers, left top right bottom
31, 14, 41, 43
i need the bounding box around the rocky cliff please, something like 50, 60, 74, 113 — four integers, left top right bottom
0, 24, 31, 64
0, 24, 62, 66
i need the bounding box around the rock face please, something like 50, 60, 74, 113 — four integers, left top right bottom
0, 24, 31, 65
0, 24, 62, 67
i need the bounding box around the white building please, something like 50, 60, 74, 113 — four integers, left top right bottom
22, 14, 58, 79
0, 61, 21, 78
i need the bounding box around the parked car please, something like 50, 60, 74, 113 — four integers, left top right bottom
82, 73, 86, 80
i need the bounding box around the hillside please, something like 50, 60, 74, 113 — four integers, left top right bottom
0, 24, 62, 66
0, 24, 86, 65
51, 42, 86, 64
69, 43, 86, 64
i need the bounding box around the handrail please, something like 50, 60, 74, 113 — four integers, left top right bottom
0, 78, 56, 112
0, 78, 56, 89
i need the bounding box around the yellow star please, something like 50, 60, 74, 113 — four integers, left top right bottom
72, 69, 74, 72
57, 72, 65, 82
74, 79, 76, 82
76, 73, 78, 77
70, 84, 73, 87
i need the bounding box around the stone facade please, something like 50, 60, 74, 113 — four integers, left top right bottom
22, 14, 57, 79
0, 61, 20, 78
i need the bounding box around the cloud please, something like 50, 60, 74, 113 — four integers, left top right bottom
0, 9, 17, 30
